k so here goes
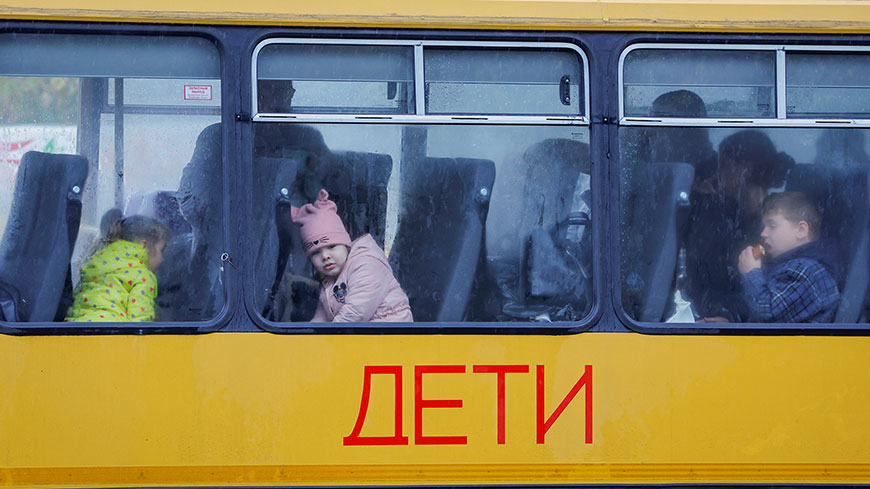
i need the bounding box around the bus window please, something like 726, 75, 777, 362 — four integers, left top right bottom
622, 48, 776, 118
786, 52, 870, 118
255, 123, 591, 324
424, 48, 584, 116
255, 43, 415, 115
253, 40, 592, 326
0, 33, 223, 326
619, 48, 870, 326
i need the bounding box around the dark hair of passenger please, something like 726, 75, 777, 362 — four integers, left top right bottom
646, 90, 718, 181
649, 89, 708, 118
100, 208, 170, 249
258, 79, 295, 113
762, 191, 822, 239
718, 130, 795, 188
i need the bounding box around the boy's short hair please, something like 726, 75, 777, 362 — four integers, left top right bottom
762, 191, 822, 238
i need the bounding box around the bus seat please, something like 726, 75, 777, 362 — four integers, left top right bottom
0, 151, 88, 322
487, 138, 590, 321
786, 164, 870, 323
329, 150, 392, 247
125, 190, 192, 236
389, 157, 496, 322
291, 150, 392, 245
621, 162, 694, 322
252, 155, 302, 315
255, 120, 393, 247
164, 122, 223, 321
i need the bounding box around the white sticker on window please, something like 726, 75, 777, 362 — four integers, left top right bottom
184, 84, 213, 101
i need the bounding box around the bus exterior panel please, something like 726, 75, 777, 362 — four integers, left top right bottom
1, 0, 870, 32
2, 333, 870, 486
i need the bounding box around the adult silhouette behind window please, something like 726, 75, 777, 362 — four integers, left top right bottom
255, 80, 337, 204
636, 90, 718, 181
689, 130, 795, 322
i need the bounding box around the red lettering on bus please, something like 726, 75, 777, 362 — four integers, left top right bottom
414, 365, 467, 445
536, 364, 592, 444
343, 365, 409, 446
472, 364, 529, 444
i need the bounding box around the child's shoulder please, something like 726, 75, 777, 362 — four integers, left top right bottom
777, 255, 832, 280
83, 240, 151, 279
346, 234, 391, 270
348, 234, 385, 259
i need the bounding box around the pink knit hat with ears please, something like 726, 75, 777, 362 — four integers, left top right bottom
290, 189, 352, 255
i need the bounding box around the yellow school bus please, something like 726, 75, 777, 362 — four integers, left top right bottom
1, 1, 870, 488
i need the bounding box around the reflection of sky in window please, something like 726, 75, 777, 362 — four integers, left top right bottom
289, 81, 411, 113
109, 78, 221, 107
424, 48, 583, 116
625, 85, 774, 118
787, 52, 870, 117
623, 49, 775, 118
426, 83, 580, 115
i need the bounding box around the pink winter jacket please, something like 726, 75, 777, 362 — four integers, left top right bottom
311, 234, 413, 323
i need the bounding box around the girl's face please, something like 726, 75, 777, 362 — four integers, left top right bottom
141, 239, 167, 271
310, 244, 349, 278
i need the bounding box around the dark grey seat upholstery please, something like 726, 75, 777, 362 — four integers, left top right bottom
389, 157, 496, 322
329, 151, 392, 247
786, 164, 870, 323
620, 162, 694, 321
252, 156, 302, 315
0, 151, 88, 322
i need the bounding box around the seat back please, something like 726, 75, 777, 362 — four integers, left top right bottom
252, 155, 302, 314
390, 157, 496, 322
786, 164, 870, 322
293, 150, 393, 245
620, 162, 694, 321
0, 151, 88, 321
328, 151, 392, 247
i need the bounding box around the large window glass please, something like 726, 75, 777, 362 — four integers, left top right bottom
620, 125, 870, 325
254, 123, 591, 324
620, 45, 870, 327
252, 41, 592, 326
0, 33, 223, 325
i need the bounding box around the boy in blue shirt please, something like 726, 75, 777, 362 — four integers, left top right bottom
738, 191, 841, 323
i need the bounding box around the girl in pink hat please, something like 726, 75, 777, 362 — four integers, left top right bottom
292, 189, 413, 323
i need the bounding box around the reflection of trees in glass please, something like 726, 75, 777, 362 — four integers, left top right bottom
0, 77, 79, 124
